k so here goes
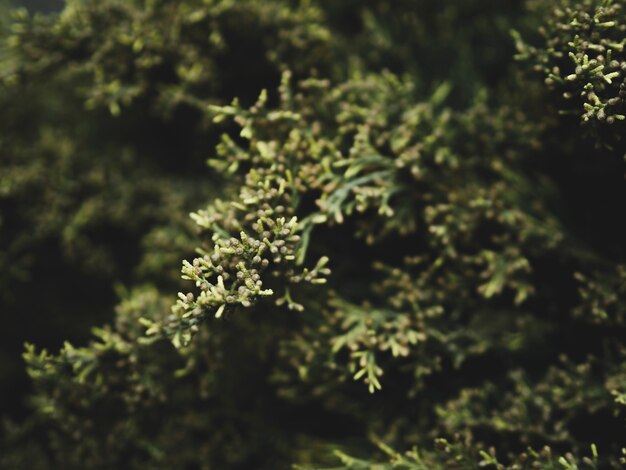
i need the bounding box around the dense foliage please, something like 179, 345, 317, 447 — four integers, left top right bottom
1, 0, 625, 469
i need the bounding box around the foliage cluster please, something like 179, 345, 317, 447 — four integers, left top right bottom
515, 0, 626, 149
0, 1, 625, 469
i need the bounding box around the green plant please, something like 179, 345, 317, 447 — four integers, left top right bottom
1, 1, 625, 469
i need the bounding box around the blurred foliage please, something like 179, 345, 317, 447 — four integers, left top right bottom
0, 0, 625, 469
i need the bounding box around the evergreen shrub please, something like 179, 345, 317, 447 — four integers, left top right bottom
1, 1, 625, 469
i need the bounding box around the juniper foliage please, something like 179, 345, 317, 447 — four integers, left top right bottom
515, 0, 626, 149
0, 1, 625, 469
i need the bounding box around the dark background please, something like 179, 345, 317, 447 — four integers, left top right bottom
13, 0, 63, 13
